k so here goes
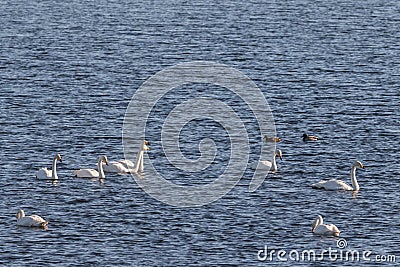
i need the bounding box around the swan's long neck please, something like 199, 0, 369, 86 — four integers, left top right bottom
132, 150, 143, 173
318, 215, 323, 225
17, 210, 25, 219
98, 158, 105, 179
271, 153, 278, 171
351, 166, 359, 191
312, 217, 319, 231
139, 151, 144, 172
312, 215, 323, 232
52, 156, 58, 179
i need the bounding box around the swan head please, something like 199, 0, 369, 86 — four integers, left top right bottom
333, 228, 340, 237
99, 155, 109, 165
303, 133, 308, 139
56, 154, 62, 163
353, 160, 365, 170
17, 209, 25, 219
275, 149, 283, 160
142, 140, 150, 151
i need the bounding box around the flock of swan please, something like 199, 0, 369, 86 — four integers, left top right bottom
260, 133, 366, 237
17, 134, 364, 236
17, 140, 150, 228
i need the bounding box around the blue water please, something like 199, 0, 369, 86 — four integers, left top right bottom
1, 0, 399, 266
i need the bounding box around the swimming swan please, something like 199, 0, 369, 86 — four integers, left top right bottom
252, 149, 282, 172
73, 155, 109, 178
102, 140, 150, 173
311, 215, 340, 236
303, 133, 319, 142
312, 161, 365, 191
36, 154, 62, 179
16, 209, 48, 228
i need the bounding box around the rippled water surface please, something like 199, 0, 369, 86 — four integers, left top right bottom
1, 0, 399, 266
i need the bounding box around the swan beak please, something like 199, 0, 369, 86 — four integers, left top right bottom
279, 155, 282, 160
105, 160, 109, 166
144, 140, 150, 145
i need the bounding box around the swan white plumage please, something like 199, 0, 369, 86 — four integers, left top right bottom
252, 149, 282, 171
303, 133, 319, 141
117, 159, 135, 169
73, 155, 109, 178
312, 161, 365, 191
129, 140, 150, 173
16, 209, 48, 228
312, 215, 340, 236
101, 161, 130, 174
102, 140, 150, 173
36, 154, 62, 179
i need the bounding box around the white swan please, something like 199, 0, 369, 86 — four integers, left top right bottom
312, 215, 340, 237
252, 149, 282, 171
36, 154, 62, 179
312, 161, 365, 191
16, 209, 48, 228
73, 155, 109, 178
102, 140, 150, 173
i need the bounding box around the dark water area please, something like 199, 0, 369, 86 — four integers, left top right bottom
0, 0, 399, 266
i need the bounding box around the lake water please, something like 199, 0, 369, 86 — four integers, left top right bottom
0, 0, 399, 266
